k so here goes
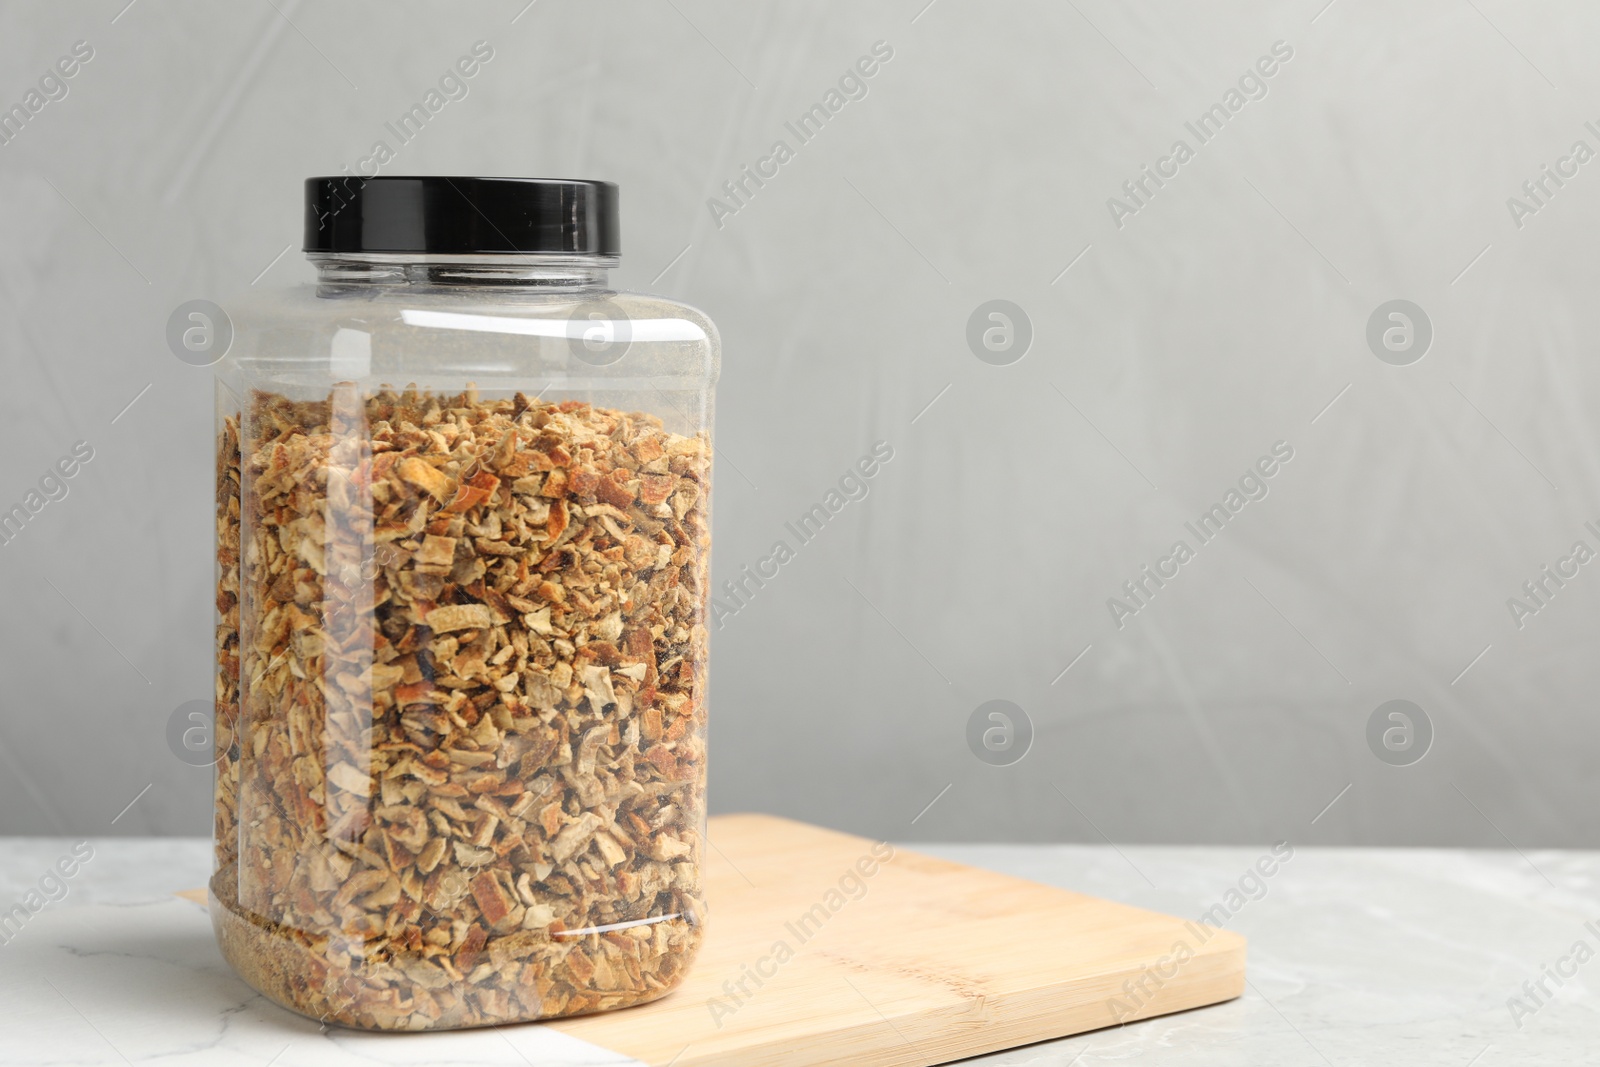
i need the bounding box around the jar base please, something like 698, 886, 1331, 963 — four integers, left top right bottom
209, 865, 701, 1032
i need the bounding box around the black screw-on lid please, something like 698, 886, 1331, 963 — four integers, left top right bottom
303, 176, 620, 256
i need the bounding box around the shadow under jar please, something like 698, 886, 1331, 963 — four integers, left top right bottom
210, 177, 718, 1031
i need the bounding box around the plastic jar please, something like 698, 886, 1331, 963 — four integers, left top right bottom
210, 177, 717, 1031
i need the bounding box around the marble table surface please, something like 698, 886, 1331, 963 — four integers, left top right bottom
0, 834, 1592, 1066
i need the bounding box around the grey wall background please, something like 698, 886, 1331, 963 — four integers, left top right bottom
3, 0, 1598, 849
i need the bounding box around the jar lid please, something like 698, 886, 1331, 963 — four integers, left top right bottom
303, 176, 620, 256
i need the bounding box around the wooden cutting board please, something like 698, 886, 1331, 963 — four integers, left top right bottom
557, 814, 1244, 1065
188, 815, 1245, 1065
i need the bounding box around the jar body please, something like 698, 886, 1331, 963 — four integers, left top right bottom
212, 256, 717, 1031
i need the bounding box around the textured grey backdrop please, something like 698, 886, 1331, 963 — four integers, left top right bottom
2, 0, 1596, 848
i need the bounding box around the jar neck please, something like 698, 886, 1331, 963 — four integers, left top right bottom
309, 252, 615, 288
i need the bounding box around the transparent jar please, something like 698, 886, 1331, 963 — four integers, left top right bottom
211, 177, 717, 1031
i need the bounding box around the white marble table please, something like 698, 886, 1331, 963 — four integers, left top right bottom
0, 836, 1591, 1065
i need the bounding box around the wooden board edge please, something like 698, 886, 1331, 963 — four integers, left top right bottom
175, 887, 209, 908
604, 946, 1249, 1067
555, 903, 1250, 1066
